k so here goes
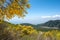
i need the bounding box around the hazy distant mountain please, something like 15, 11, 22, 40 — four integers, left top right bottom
20, 20, 60, 30
21, 20, 60, 27
42, 20, 60, 27
0, 20, 60, 31
20, 23, 35, 26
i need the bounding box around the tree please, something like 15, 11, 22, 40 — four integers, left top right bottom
0, 0, 30, 21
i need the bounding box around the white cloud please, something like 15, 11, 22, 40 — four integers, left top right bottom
41, 16, 51, 18
4, 14, 60, 24
41, 15, 60, 19
52, 15, 60, 18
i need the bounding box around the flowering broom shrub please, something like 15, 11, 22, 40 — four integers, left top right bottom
3, 25, 38, 40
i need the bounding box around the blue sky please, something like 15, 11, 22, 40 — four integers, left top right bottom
5, 0, 60, 24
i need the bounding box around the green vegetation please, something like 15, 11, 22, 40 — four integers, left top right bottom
0, 0, 60, 40
0, 20, 38, 40
20, 20, 60, 31
43, 20, 60, 27
0, 20, 60, 40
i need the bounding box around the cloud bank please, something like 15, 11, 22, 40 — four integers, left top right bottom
41, 15, 60, 19
4, 14, 60, 24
